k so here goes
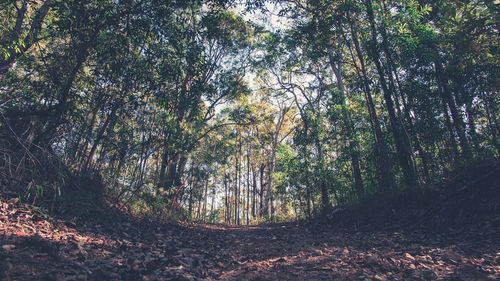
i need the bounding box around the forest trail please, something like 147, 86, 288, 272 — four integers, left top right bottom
1, 196, 498, 281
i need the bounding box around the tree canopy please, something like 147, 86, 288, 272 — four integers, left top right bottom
0, 0, 498, 223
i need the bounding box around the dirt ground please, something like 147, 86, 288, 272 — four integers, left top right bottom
1, 195, 498, 281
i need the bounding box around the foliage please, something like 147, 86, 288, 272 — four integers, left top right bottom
0, 0, 498, 224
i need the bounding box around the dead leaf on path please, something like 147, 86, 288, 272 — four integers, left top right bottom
405, 253, 415, 261
2, 244, 16, 251
15, 231, 29, 237
1, 195, 498, 281
314, 249, 323, 256
374, 274, 387, 281
314, 265, 332, 271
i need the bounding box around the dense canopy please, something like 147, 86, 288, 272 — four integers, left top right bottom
1, 0, 498, 224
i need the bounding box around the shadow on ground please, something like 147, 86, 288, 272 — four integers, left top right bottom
1, 197, 498, 281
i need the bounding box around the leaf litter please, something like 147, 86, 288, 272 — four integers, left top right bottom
0, 196, 498, 280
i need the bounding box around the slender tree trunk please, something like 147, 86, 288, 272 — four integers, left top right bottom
365, 0, 418, 188
442, 101, 460, 163
259, 163, 265, 217
465, 100, 478, 150
0, 0, 53, 80
382, 46, 419, 183
348, 13, 395, 190
164, 152, 186, 192
264, 156, 275, 217
315, 138, 330, 212
263, 105, 289, 217
328, 50, 364, 198
76, 98, 105, 166
395, 82, 431, 181
197, 191, 202, 221
484, 98, 500, 153
252, 163, 257, 218
210, 187, 215, 220
188, 166, 195, 219
434, 59, 473, 162
234, 130, 240, 224
246, 144, 250, 225
302, 151, 312, 219
84, 102, 120, 170
237, 134, 242, 225
202, 173, 208, 222
305, 183, 312, 219
224, 170, 229, 223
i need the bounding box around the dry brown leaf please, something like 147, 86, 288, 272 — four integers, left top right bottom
2, 244, 16, 251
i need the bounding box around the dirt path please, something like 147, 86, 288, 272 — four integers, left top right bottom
1, 197, 498, 280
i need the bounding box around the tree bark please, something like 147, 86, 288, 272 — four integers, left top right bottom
259, 163, 265, 217
0, 0, 53, 80
252, 163, 257, 218
84, 102, 120, 170
347, 12, 395, 190
434, 59, 473, 162
202, 172, 209, 222
365, 0, 418, 188
246, 144, 250, 225
328, 49, 364, 198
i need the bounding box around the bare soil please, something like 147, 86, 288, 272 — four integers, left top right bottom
1, 194, 498, 281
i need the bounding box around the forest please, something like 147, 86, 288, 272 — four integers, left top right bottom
0, 0, 499, 280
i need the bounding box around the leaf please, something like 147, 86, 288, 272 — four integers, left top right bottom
404, 253, 416, 261
2, 244, 16, 251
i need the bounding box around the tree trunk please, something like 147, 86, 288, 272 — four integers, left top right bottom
202, 173, 209, 222
347, 13, 395, 190
0, 0, 53, 80
485, 99, 500, 153
210, 187, 215, 220
234, 130, 240, 225
263, 105, 289, 217
224, 170, 229, 223
328, 50, 364, 198
365, 0, 418, 188
252, 163, 257, 218
264, 157, 274, 217
246, 144, 250, 225
259, 163, 265, 217
315, 138, 330, 213
188, 166, 195, 219
434, 59, 473, 162
442, 101, 460, 163
84, 102, 120, 170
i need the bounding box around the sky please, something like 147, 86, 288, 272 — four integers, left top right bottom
197, 1, 296, 214
231, 1, 290, 32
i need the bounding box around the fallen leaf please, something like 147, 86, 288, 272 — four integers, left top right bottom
2, 244, 16, 251
404, 252, 415, 261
